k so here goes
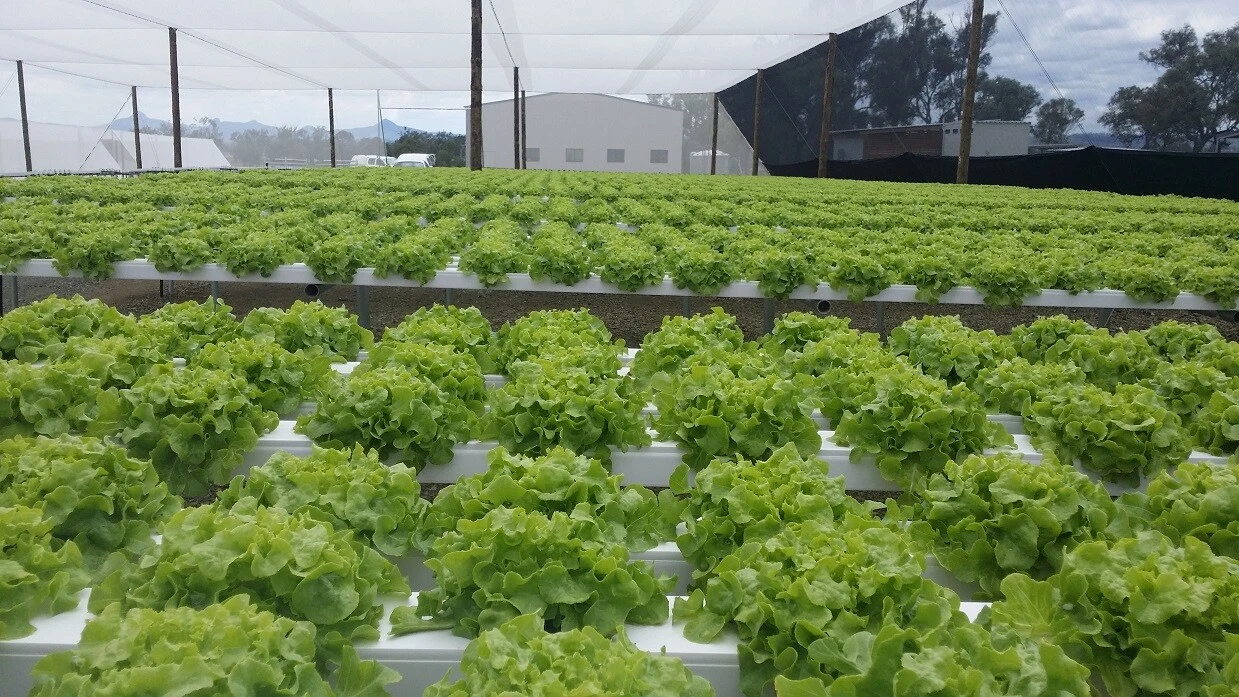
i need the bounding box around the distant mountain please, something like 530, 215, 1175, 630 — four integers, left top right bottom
108, 112, 425, 141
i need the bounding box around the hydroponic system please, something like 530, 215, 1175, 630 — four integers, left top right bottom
2, 168, 1239, 697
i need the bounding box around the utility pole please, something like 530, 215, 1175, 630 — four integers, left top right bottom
513, 67, 520, 168
816, 34, 839, 178
327, 88, 336, 167
469, 0, 484, 170
956, 0, 985, 184
168, 28, 182, 168
751, 69, 764, 176
710, 94, 719, 174
16, 61, 32, 172
131, 86, 143, 169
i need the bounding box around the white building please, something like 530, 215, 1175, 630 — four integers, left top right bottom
830, 121, 1031, 161
0, 118, 230, 173
466, 93, 684, 173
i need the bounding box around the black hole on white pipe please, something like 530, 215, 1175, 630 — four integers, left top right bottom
816, 300, 831, 314
305, 284, 322, 298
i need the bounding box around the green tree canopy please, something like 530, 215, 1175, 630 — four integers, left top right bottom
1032, 98, 1085, 144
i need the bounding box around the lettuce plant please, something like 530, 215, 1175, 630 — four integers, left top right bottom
138, 299, 241, 358
220, 446, 428, 557
29, 597, 399, 697
0, 505, 88, 639
629, 308, 745, 386
888, 314, 1013, 384
893, 452, 1116, 596
90, 497, 410, 653
419, 446, 673, 553
189, 337, 335, 415
494, 308, 620, 373
241, 300, 373, 361
1009, 314, 1096, 363
381, 304, 496, 373
0, 435, 179, 567
651, 360, 821, 470
969, 357, 1087, 416
670, 443, 869, 577
356, 341, 486, 412
391, 507, 672, 638
1025, 383, 1191, 485
984, 533, 1239, 697
482, 360, 650, 463
528, 221, 592, 285
1113, 461, 1239, 561
94, 365, 278, 496
0, 360, 107, 439
297, 365, 476, 467
764, 311, 853, 354
1192, 386, 1239, 456
1143, 320, 1225, 363
423, 613, 712, 697
0, 294, 136, 362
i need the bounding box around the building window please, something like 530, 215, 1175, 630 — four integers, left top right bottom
565, 148, 584, 163
607, 148, 625, 163
650, 149, 669, 164
525, 147, 540, 163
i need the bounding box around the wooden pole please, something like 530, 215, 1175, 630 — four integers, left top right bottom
16, 61, 32, 172
520, 89, 527, 168
816, 33, 839, 178
469, 0, 483, 170
751, 69, 764, 176
710, 93, 719, 174
168, 28, 182, 169
328, 88, 336, 167
130, 86, 143, 169
512, 67, 520, 168
956, 0, 985, 184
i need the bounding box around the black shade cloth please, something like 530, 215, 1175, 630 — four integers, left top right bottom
765, 147, 1239, 201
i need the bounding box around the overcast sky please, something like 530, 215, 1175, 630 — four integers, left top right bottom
0, 0, 1234, 135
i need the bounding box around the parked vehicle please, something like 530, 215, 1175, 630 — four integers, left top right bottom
395, 153, 436, 168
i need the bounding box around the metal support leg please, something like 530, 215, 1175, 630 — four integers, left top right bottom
167, 280, 174, 299
444, 289, 455, 306
11, 276, 18, 310
762, 298, 776, 335
0, 275, 5, 315
210, 281, 220, 309
875, 302, 886, 337
159, 280, 166, 298
357, 286, 371, 329
681, 297, 692, 316
1097, 308, 1114, 328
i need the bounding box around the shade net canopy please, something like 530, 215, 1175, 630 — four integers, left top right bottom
0, 0, 906, 93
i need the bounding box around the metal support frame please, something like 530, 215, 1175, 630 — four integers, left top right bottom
751, 70, 764, 176
328, 88, 337, 167
468, 0, 483, 170
16, 60, 32, 172
1097, 308, 1115, 328
0, 275, 5, 315
444, 288, 455, 306
520, 89, 528, 169
875, 302, 887, 337
816, 33, 838, 178
956, 0, 985, 184
512, 67, 521, 169
682, 297, 692, 317
762, 298, 775, 334
376, 90, 388, 159
357, 286, 371, 329
168, 28, 183, 169
710, 94, 719, 175
210, 281, 219, 308
130, 86, 143, 169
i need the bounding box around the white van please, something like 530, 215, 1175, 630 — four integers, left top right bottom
395, 153, 436, 168
349, 155, 390, 167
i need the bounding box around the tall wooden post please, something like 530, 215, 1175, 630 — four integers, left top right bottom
327, 88, 336, 167
512, 67, 520, 168
956, 0, 985, 184
710, 93, 719, 174
168, 28, 182, 169
16, 61, 32, 172
130, 86, 143, 169
520, 89, 527, 168
816, 33, 839, 178
751, 69, 764, 176
468, 0, 483, 170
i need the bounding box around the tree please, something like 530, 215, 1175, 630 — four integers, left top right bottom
973, 75, 1041, 121
865, 1, 998, 126
1100, 23, 1239, 152
1032, 98, 1084, 143
389, 128, 466, 167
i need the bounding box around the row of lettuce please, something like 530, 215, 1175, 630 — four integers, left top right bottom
3, 170, 1238, 306
4, 296, 1238, 497
5, 417, 1239, 695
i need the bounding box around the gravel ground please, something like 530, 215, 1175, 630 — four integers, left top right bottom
7, 275, 1239, 343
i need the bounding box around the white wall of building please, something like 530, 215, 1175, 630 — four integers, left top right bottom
466, 93, 683, 173
941, 121, 1030, 157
